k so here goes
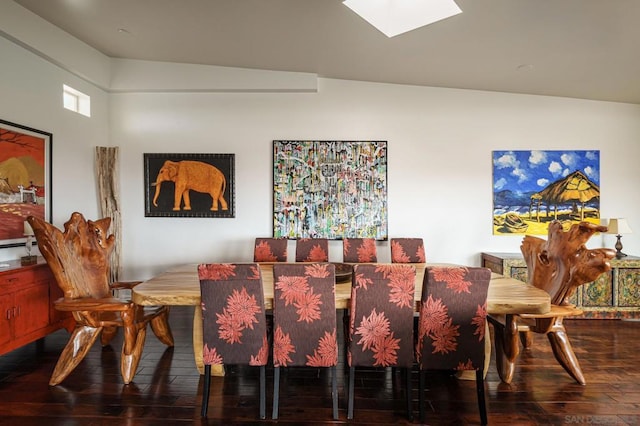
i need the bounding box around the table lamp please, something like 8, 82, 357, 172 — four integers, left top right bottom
606, 218, 632, 259
21, 220, 38, 265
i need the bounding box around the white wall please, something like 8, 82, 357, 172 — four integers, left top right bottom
2, 4, 640, 279
0, 36, 109, 261
111, 80, 640, 280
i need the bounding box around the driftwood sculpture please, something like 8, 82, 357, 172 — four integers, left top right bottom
489, 220, 615, 385
28, 212, 174, 386
521, 220, 616, 306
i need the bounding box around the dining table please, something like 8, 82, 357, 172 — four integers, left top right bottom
132, 262, 551, 378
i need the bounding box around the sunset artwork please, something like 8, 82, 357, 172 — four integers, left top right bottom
492, 150, 600, 236
0, 120, 51, 247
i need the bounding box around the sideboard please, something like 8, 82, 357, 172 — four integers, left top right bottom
1, 258, 74, 355
481, 252, 640, 319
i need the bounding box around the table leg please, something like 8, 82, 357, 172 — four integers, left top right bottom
490, 314, 519, 384
193, 305, 224, 376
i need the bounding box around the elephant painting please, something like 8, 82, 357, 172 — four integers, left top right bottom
152, 160, 228, 211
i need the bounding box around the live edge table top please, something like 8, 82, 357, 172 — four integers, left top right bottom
132, 262, 550, 316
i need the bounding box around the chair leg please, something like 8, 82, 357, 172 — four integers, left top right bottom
419, 370, 426, 423
49, 325, 102, 386
201, 365, 211, 417
476, 369, 488, 426
259, 365, 266, 420
331, 365, 338, 420
347, 366, 355, 419
272, 367, 280, 420
405, 367, 413, 421
120, 324, 147, 384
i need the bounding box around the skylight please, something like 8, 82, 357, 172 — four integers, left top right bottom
343, 0, 462, 38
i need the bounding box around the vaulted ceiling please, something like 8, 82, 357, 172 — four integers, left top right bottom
13, 0, 640, 104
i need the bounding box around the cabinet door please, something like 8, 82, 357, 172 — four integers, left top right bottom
0, 293, 13, 346
12, 284, 50, 337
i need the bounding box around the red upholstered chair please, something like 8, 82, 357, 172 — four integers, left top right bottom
271, 263, 338, 420
295, 238, 329, 262
416, 266, 491, 425
347, 264, 416, 420
253, 237, 288, 262
198, 263, 269, 419
391, 238, 426, 263
343, 238, 378, 263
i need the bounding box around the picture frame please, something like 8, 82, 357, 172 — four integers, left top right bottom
273, 140, 388, 240
492, 150, 600, 235
144, 153, 235, 218
0, 119, 52, 248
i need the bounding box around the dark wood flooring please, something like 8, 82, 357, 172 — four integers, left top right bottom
1, 307, 639, 425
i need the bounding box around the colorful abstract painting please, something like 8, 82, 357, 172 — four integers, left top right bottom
273, 141, 388, 240
493, 150, 600, 235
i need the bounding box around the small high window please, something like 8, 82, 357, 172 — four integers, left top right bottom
63, 85, 91, 117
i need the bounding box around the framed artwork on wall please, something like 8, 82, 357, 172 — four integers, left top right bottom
273, 140, 388, 240
144, 153, 235, 218
0, 119, 52, 248
492, 150, 600, 235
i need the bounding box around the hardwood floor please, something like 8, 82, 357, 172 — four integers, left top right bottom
1, 306, 639, 425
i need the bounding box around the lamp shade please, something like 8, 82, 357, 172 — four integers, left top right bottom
606, 218, 632, 235
23, 220, 35, 236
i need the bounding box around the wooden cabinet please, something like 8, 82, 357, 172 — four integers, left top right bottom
0, 258, 73, 355
481, 252, 640, 319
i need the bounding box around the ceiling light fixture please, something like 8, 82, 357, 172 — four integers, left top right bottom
343, 0, 462, 38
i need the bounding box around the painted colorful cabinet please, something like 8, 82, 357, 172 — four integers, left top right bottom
1, 258, 73, 355
481, 252, 640, 319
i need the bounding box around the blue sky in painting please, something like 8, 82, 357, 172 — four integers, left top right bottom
493, 150, 600, 195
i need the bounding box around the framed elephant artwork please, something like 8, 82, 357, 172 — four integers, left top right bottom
144, 153, 235, 218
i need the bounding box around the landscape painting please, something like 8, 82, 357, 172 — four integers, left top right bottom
273, 140, 388, 240
0, 119, 51, 247
493, 150, 600, 235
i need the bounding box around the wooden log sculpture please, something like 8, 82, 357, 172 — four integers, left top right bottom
521, 220, 616, 306
489, 220, 615, 385
28, 212, 174, 386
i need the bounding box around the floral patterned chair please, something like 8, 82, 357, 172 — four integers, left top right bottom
390, 238, 426, 263
253, 237, 288, 262
295, 238, 329, 262
198, 263, 269, 419
343, 238, 378, 263
271, 263, 338, 420
416, 266, 491, 425
347, 264, 416, 420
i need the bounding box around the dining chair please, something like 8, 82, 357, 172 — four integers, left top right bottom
347, 264, 416, 420
27, 212, 174, 386
343, 238, 377, 263
416, 266, 491, 425
253, 237, 288, 262
390, 238, 426, 263
198, 263, 269, 419
295, 238, 329, 262
488, 220, 615, 386
271, 263, 338, 420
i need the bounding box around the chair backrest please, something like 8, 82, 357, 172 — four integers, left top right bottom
253, 237, 288, 262
272, 263, 337, 367
198, 263, 268, 366
343, 238, 377, 263
391, 238, 426, 263
416, 266, 490, 371
295, 238, 329, 262
348, 264, 416, 368
28, 212, 113, 299
521, 220, 615, 305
